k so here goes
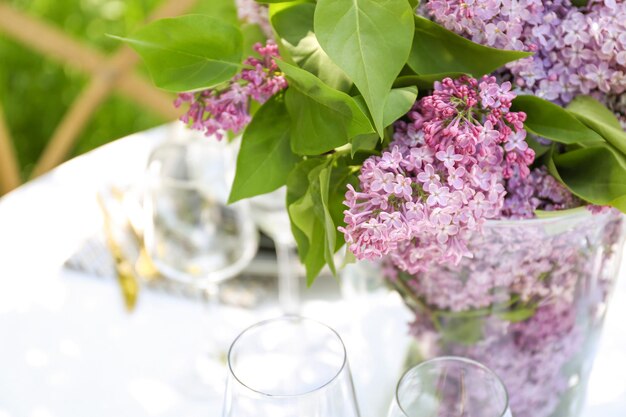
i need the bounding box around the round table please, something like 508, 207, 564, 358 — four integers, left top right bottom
1, 124, 625, 417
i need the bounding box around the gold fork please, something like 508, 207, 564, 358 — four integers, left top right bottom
97, 192, 140, 311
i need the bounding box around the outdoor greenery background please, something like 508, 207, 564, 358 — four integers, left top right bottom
0, 0, 237, 179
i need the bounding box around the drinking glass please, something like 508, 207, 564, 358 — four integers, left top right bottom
388, 357, 511, 417
250, 188, 300, 314
223, 316, 361, 417
143, 136, 258, 393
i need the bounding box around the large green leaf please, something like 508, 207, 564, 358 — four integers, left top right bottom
567, 96, 626, 155
314, 0, 415, 135
287, 159, 329, 282
353, 86, 417, 128
351, 133, 379, 155
313, 165, 337, 274
229, 96, 300, 203
383, 86, 417, 126
512, 95, 604, 145
568, 96, 623, 129
277, 61, 373, 154
315, 162, 359, 275
271, 3, 352, 91
286, 157, 357, 283
349, 86, 417, 156
552, 145, 626, 212
408, 16, 530, 76
113, 15, 243, 92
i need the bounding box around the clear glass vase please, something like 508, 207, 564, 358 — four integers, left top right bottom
388, 209, 626, 417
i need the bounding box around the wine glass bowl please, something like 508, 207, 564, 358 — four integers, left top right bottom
143, 138, 258, 288
223, 316, 361, 417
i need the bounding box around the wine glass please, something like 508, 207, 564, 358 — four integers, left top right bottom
250, 188, 300, 315
388, 357, 511, 417
223, 316, 361, 417
143, 136, 259, 395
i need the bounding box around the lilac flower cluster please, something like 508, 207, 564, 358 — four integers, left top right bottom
399, 210, 626, 417
456, 306, 583, 417
502, 166, 582, 219
426, 0, 626, 104
175, 42, 287, 140
340, 76, 534, 273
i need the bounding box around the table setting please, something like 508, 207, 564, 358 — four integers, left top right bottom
3, 0, 626, 416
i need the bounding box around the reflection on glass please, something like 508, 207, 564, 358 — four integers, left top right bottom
223, 316, 360, 417
388, 357, 511, 417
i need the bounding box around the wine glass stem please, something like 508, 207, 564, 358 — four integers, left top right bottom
276, 241, 300, 315
201, 281, 222, 351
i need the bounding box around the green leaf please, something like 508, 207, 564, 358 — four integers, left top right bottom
314, 0, 415, 135
383, 86, 417, 126
409, 16, 530, 76
568, 96, 623, 130
271, 3, 352, 91
526, 135, 551, 158
352, 86, 417, 128
112, 15, 242, 92
229, 96, 300, 203
394, 73, 465, 90
287, 159, 322, 263
351, 133, 379, 156
535, 206, 587, 219
439, 316, 484, 345
498, 307, 536, 323
286, 157, 357, 283
318, 165, 337, 274
288, 160, 329, 283
567, 96, 626, 155
277, 61, 373, 155
511, 95, 604, 145
552, 145, 626, 211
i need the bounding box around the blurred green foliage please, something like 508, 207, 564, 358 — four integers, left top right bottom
0, 0, 238, 179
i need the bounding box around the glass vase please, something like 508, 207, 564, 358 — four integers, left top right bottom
388, 209, 626, 417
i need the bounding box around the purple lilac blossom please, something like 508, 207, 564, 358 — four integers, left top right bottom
426, 0, 626, 105
174, 41, 287, 140
340, 76, 534, 274
399, 210, 625, 417
502, 166, 582, 218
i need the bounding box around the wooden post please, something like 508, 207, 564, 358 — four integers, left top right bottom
0, 4, 178, 119
32, 77, 112, 177
0, 0, 199, 177
0, 101, 21, 193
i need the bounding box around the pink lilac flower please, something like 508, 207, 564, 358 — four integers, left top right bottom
340, 76, 534, 274
235, 0, 273, 38
175, 41, 287, 140
398, 210, 625, 417
426, 0, 626, 108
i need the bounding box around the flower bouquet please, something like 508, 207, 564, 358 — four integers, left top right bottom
116, 0, 626, 416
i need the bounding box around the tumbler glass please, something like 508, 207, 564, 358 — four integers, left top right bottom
388, 356, 511, 417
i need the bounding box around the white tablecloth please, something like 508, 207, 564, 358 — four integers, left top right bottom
0, 125, 625, 417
